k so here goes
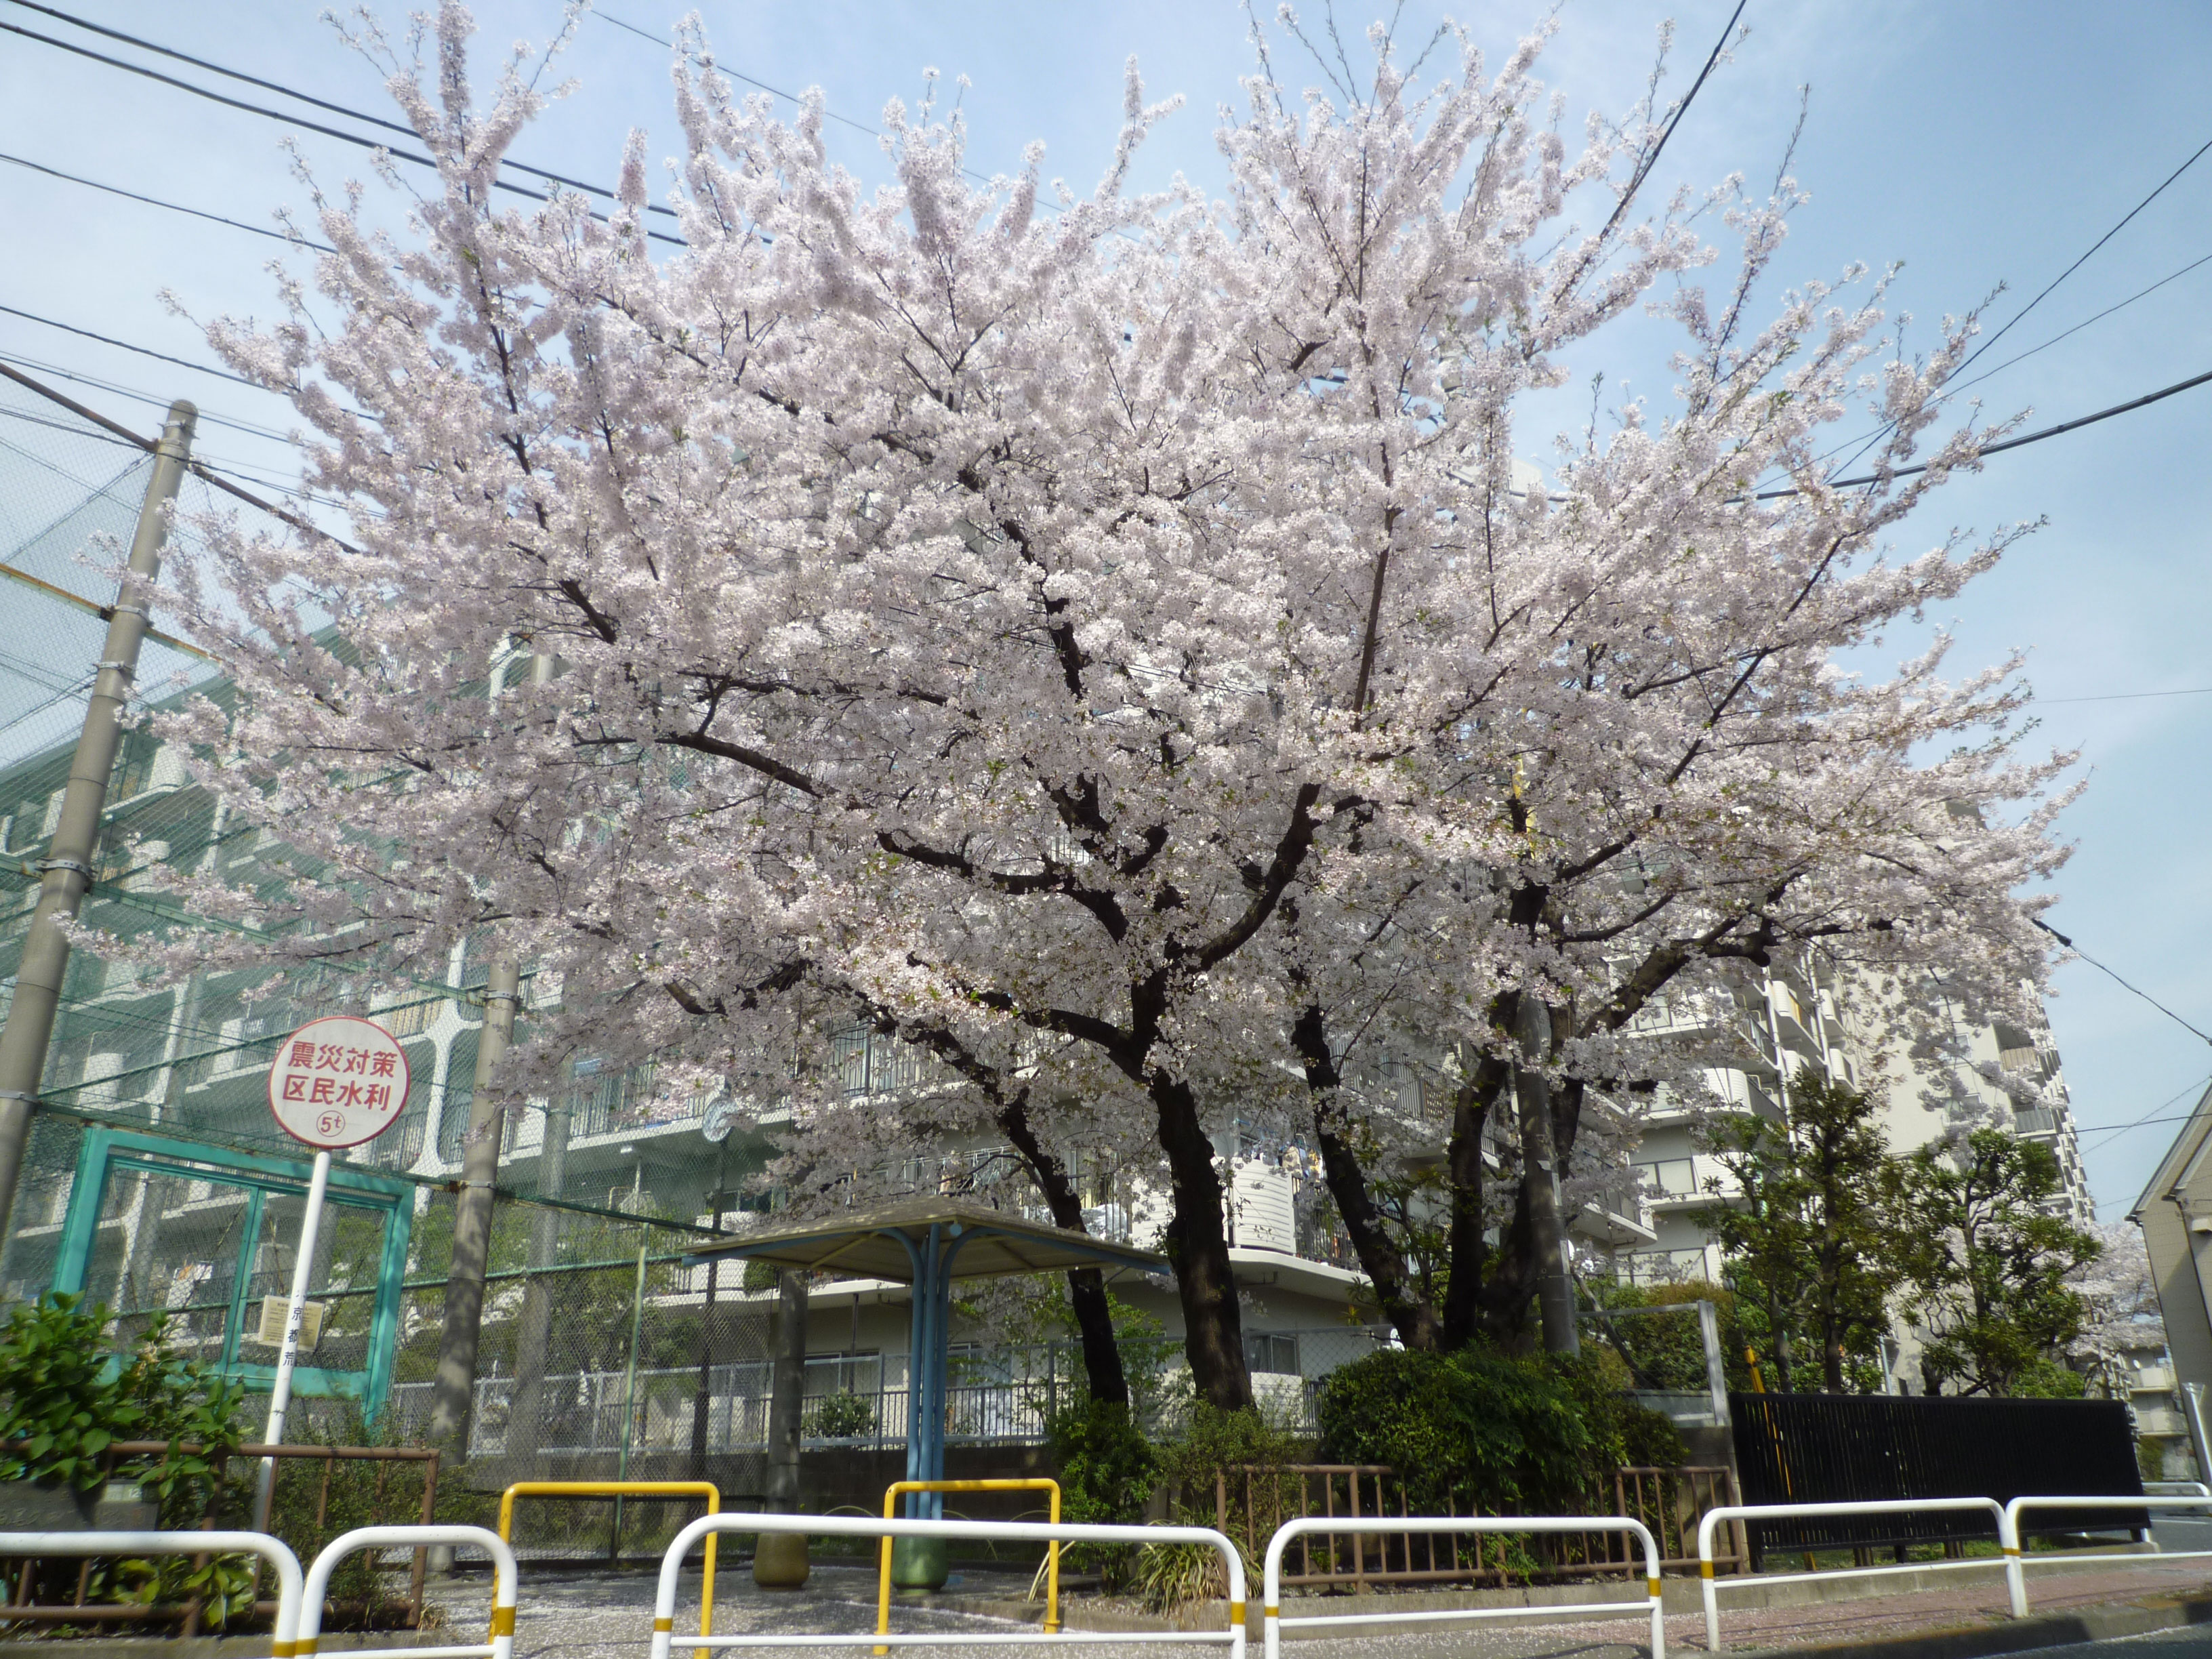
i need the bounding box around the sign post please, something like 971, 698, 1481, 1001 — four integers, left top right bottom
253, 1015, 411, 1530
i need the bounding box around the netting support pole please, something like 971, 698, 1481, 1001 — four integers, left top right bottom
426, 956, 519, 1470
0, 399, 196, 1244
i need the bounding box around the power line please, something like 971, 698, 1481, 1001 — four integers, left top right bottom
2039, 686, 2212, 706
592, 8, 888, 144
0, 149, 334, 253
591, 4, 1078, 216
1601, 0, 1748, 240
2076, 1075, 2212, 1151
1751, 363, 2212, 499
1956, 133, 2212, 381
0, 17, 687, 249
0, 303, 267, 390
0, 351, 293, 442
0, 361, 366, 557
1803, 246, 2212, 475
5, 0, 685, 226
1817, 129, 2212, 485
2035, 917, 2212, 1050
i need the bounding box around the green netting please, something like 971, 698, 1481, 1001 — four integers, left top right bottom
0, 380, 775, 1547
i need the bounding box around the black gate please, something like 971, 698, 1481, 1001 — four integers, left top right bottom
1730, 1392, 2144, 1559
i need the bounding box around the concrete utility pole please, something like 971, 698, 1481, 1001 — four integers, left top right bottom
426, 650, 546, 1459
0, 401, 195, 1240
1515, 993, 1580, 1356
425, 958, 518, 1458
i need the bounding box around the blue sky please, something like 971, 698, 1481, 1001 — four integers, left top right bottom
4, 0, 2210, 1217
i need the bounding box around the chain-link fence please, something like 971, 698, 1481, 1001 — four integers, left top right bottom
0, 373, 787, 1560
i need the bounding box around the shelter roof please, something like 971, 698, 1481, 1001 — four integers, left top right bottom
683, 1197, 1167, 1283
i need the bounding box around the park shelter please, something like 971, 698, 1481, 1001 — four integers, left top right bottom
686, 1198, 1166, 1514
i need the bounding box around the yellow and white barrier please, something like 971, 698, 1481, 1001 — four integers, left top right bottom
1259, 1515, 1664, 1659
2000, 1494, 2212, 1616
0, 1529, 304, 1654
653, 1512, 1244, 1657
1696, 1498, 2006, 1650
300, 1525, 517, 1659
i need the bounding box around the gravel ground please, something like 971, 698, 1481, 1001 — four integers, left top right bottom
413, 1551, 2212, 1659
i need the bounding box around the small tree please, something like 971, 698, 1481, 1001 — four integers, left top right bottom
1887, 1127, 2100, 1396
1693, 1069, 1894, 1392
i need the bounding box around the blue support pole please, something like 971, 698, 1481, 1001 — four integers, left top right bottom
899, 1230, 929, 1517
918, 1224, 945, 1519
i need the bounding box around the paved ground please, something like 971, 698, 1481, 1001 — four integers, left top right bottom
1993, 1629, 2212, 1659
415, 1550, 2212, 1659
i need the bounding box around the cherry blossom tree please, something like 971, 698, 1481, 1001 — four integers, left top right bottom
131, 3, 2072, 1408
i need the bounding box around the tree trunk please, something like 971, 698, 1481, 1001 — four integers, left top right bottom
1290, 1005, 1442, 1351
1515, 997, 1580, 1356
1441, 1054, 1511, 1351
1150, 1073, 1251, 1410
996, 1096, 1129, 1407
765, 1272, 808, 1510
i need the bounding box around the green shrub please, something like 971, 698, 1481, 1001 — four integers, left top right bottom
1317, 1343, 1679, 1516
804, 1389, 876, 1439
1046, 1397, 1155, 1525
0, 1296, 253, 1626
0, 1292, 145, 1493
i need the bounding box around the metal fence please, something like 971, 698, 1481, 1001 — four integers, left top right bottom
1730, 1391, 2144, 1560
1209, 1462, 1744, 1591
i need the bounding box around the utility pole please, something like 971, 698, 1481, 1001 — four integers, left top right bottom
426, 650, 546, 1460
1515, 992, 1580, 1356
0, 401, 195, 1240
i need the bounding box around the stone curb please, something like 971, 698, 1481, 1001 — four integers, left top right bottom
1730, 1587, 2212, 1659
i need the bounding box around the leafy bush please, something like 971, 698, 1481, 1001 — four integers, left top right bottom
1046, 1397, 1155, 1526
0, 1292, 145, 1493
0, 1296, 253, 1626
1132, 1538, 1228, 1611
1317, 1343, 1679, 1516
804, 1389, 877, 1439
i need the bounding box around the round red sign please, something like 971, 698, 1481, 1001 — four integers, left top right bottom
266, 1015, 412, 1149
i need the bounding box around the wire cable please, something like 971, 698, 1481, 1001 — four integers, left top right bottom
1601, 0, 1748, 241
2076, 1074, 2212, 1151
1956, 134, 2212, 380
2036, 917, 2212, 1050
1750, 363, 2212, 499
0, 351, 293, 442
1815, 131, 2212, 485
5, 0, 684, 224
0, 18, 688, 249
0, 302, 266, 390
592, 6, 914, 145
0, 361, 367, 556
0, 148, 335, 253
2038, 686, 2212, 706
1802, 246, 2212, 478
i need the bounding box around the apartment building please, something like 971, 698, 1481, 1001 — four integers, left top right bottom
1622, 951, 2094, 1380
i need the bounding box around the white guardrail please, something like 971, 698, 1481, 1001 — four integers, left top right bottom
1696, 1498, 2006, 1651
300, 1526, 518, 1659
2001, 1494, 2212, 1616
1261, 1515, 1665, 1659
653, 1513, 1246, 1657
0, 1530, 305, 1653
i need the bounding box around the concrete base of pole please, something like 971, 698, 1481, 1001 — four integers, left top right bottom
750, 1532, 810, 1589
424, 1544, 456, 1578
888, 1536, 949, 1591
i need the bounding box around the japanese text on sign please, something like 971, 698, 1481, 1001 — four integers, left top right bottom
266, 1016, 411, 1149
